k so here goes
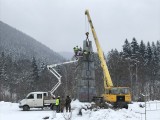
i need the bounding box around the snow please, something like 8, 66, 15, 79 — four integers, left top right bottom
0, 100, 160, 120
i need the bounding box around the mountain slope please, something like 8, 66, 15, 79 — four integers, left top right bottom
0, 21, 65, 64
59, 51, 74, 60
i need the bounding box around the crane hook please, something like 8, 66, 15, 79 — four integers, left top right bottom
85, 32, 90, 47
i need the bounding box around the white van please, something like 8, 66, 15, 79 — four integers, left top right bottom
19, 92, 56, 111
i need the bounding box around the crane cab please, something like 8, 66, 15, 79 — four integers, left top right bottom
102, 87, 131, 108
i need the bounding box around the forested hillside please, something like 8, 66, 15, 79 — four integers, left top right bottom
0, 21, 159, 102
0, 21, 65, 65
107, 38, 160, 101
0, 21, 66, 101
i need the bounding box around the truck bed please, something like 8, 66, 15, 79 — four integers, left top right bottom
44, 99, 56, 104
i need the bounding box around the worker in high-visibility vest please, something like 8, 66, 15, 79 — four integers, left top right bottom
73, 46, 79, 56
55, 96, 60, 113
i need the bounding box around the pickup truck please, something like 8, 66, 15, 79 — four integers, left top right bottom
19, 92, 56, 111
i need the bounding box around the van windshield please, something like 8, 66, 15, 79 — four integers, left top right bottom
26, 94, 34, 99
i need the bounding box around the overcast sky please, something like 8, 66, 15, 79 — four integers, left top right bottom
0, 0, 160, 53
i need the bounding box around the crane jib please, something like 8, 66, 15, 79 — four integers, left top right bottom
85, 10, 113, 87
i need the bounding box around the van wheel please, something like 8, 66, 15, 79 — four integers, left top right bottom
23, 105, 30, 111
50, 104, 54, 110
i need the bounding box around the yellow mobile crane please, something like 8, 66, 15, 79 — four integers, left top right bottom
85, 10, 131, 108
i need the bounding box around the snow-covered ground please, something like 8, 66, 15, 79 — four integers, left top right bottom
0, 100, 160, 120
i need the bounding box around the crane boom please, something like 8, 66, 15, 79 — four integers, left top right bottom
85, 10, 113, 88
47, 65, 62, 96
47, 60, 78, 96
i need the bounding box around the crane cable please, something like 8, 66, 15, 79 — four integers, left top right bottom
85, 15, 89, 33
85, 15, 90, 47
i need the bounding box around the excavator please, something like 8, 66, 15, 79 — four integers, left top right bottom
85, 10, 131, 108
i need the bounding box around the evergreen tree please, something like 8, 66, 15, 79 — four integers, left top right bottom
131, 37, 139, 60
139, 40, 146, 60
145, 42, 152, 65
0, 52, 9, 87
151, 42, 159, 99
32, 57, 39, 81
122, 39, 131, 58
156, 40, 160, 59
152, 42, 159, 66
144, 42, 153, 99
156, 40, 160, 78
31, 57, 39, 90
137, 41, 147, 96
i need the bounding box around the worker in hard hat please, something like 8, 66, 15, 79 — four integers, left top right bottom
78, 47, 83, 56
60, 96, 65, 112
55, 96, 60, 113
65, 96, 71, 112
73, 46, 79, 56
